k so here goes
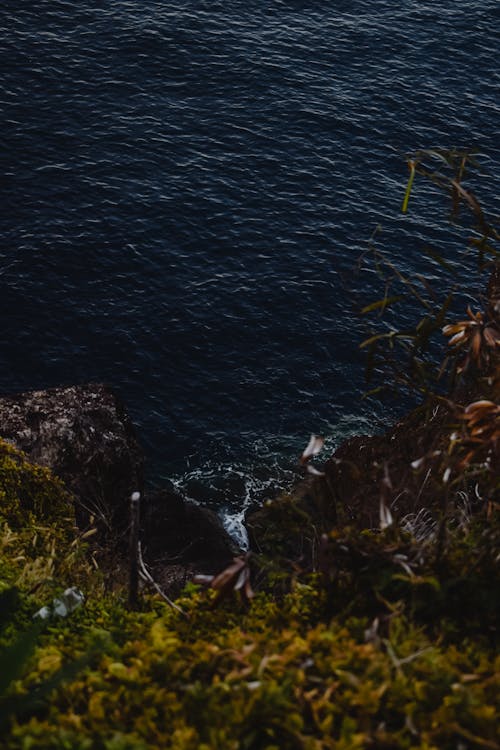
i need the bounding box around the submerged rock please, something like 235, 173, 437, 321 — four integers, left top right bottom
0, 384, 144, 534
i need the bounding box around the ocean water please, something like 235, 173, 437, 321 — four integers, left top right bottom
1, 0, 498, 541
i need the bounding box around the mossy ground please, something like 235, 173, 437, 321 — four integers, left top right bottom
1, 438, 499, 750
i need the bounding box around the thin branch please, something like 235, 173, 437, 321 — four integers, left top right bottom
137, 543, 186, 617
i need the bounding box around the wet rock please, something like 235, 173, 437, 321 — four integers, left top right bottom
0, 383, 237, 583
142, 485, 239, 572
245, 406, 456, 560
245, 472, 338, 560
183, 501, 240, 566
0, 384, 144, 534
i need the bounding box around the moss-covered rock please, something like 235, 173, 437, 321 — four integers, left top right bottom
0, 385, 144, 535
0, 438, 95, 608
0, 438, 73, 530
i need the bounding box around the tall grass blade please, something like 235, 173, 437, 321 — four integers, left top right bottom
402, 161, 416, 213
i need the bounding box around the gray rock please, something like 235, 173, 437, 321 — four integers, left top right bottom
0, 384, 239, 579
0, 384, 143, 534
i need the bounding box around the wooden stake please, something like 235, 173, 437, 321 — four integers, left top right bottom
128, 491, 141, 609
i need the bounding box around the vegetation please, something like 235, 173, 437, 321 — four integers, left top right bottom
0, 442, 498, 749
0, 152, 498, 748
359, 148, 499, 404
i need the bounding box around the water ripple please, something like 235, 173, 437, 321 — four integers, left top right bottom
0, 1, 498, 520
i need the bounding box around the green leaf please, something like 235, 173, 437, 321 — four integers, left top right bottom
423, 246, 456, 274
0, 640, 98, 727
0, 624, 41, 697
401, 161, 416, 214
361, 386, 388, 399
361, 295, 405, 314
469, 237, 499, 259
434, 292, 454, 328
359, 333, 392, 349
0, 588, 20, 630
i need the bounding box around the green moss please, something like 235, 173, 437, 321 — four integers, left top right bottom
2, 587, 498, 749
0, 439, 95, 611
0, 439, 73, 529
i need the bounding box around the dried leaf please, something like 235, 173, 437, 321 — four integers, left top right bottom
448, 330, 467, 347
379, 497, 393, 530
196, 555, 254, 606
300, 435, 325, 463
471, 329, 482, 361
483, 326, 500, 347
306, 465, 325, 477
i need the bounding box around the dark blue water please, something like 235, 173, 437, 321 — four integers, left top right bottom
1, 1, 499, 539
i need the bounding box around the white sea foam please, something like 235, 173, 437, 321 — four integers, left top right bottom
167, 417, 378, 548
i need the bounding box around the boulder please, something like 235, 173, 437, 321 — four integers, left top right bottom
0, 384, 144, 535
245, 402, 459, 562
245, 472, 338, 561
142, 485, 239, 571
0, 384, 238, 580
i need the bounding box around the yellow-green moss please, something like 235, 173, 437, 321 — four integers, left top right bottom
0, 439, 94, 606
2, 588, 499, 750
0, 439, 73, 529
